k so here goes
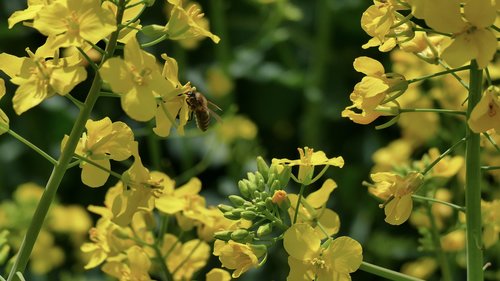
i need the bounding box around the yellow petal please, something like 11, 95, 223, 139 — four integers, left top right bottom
384, 194, 413, 225
325, 236, 363, 273
81, 159, 110, 187
424, 0, 465, 33
307, 179, 337, 208
283, 223, 320, 261
471, 29, 497, 69
440, 34, 477, 68
464, 0, 496, 28
353, 56, 385, 76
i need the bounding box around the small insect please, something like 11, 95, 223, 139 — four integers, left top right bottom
186, 91, 222, 131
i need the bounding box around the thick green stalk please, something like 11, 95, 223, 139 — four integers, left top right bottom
465, 61, 483, 281
425, 202, 453, 281
6, 2, 125, 280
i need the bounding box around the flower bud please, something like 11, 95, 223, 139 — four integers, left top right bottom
277, 165, 292, 187
238, 180, 250, 198
218, 204, 234, 213
214, 231, 232, 241
230, 229, 250, 241
229, 195, 247, 206
256, 156, 270, 180
257, 223, 273, 237
223, 212, 241, 220
240, 211, 258, 220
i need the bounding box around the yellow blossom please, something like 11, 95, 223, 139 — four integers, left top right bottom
482, 200, 500, 248
409, 0, 497, 68
400, 257, 438, 279
100, 36, 174, 121
0, 79, 8, 135
155, 175, 202, 215
102, 0, 144, 43
32, 0, 116, 50
288, 179, 340, 239
165, 0, 220, 43
342, 56, 406, 125
62, 117, 134, 188
162, 234, 211, 280
8, 0, 53, 29
217, 115, 258, 143
0, 49, 87, 115
283, 223, 362, 281
213, 239, 266, 278
440, 229, 465, 252
369, 172, 424, 225
468, 86, 500, 133
273, 147, 344, 185
419, 148, 464, 179
102, 246, 153, 281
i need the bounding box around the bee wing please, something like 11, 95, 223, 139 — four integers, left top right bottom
208, 100, 222, 111
208, 108, 223, 124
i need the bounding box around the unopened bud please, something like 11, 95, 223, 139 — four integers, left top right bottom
257, 223, 273, 237
229, 195, 246, 206
230, 229, 249, 241
214, 231, 232, 241
256, 156, 270, 180
238, 180, 250, 198
240, 211, 258, 220
218, 204, 234, 213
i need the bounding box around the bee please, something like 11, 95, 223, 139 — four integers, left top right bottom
186, 91, 222, 131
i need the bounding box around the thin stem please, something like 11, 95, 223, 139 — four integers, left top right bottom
421, 137, 467, 175
424, 202, 453, 281
72, 154, 124, 182
398, 108, 466, 116
6, 1, 126, 280
407, 65, 470, 84
481, 165, 500, 171
359, 261, 425, 281
465, 60, 484, 281
171, 240, 202, 275
147, 121, 161, 171
293, 184, 306, 224
99, 91, 121, 98
6, 129, 57, 165
141, 34, 168, 48
413, 27, 452, 37
438, 60, 469, 91
412, 194, 466, 212
77, 46, 100, 73
483, 132, 500, 153
64, 93, 84, 109
152, 243, 172, 281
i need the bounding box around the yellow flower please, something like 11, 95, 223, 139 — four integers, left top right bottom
288, 179, 340, 239
400, 257, 437, 280
165, 0, 220, 43
369, 172, 424, 225
482, 200, 500, 249
273, 147, 344, 185
409, 0, 497, 68
440, 229, 465, 252
206, 268, 231, 281
32, 0, 116, 50
162, 234, 211, 280
283, 223, 362, 281
361, 0, 411, 52
100, 36, 175, 121
217, 115, 258, 143
62, 117, 134, 188
102, 0, 144, 44
0, 49, 87, 115
213, 239, 266, 278
155, 175, 202, 215
342, 56, 405, 125
7, 0, 58, 29
102, 246, 153, 281
468, 86, 500, 133
0, 79, 8, 135
419, 148, 464, 179
371, 139, 413, 173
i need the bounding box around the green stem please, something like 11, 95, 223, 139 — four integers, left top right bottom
141, 34, 168, 48
72, 154, 125, 182
481, 165, 500, 171
465, 60, 484, 281
359, 262, 425, 281
6, 129, 57, 165
412, 194, 465, 212
424, 202, 453, 281
147, 121, 161, 171
438, 60, 470, 91
398, 108, 466, 116
171, 240, 202, 275
6, 2, 126, 280
413, 27, 452, 37
482, 132, 500, 153
293, 184, 306, 224
421, 137, 467, 175
407, 65, 470, 84
152, 243, 172, 281
210, 0, 230, 71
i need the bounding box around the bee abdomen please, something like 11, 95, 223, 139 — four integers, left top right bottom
195, 110, 210, 131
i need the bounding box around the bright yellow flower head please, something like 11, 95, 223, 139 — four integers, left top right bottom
33, 0, 116, 50
62, 117, 134, 187
283, 223, 363, 281
100, 36, 174, 121
8, 0, 54, 29
101, 246, 153, 281
162, 234, 211, 280
468, 86, 500, 133
0, 49, 87, 115
165, 0, 220, 43
273, 147, 344, 185
409, 0, 497, 68
440, 229, 466, 252
369, 171, 424, 225
213, 239, 266, 278
419, 148, 464, 179
0, 79, 8, 135
482, 199, 500, 248
155, 175, 202, 215
342, 56, 405, 125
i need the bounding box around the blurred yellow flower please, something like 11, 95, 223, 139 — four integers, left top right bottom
213, 239, 266, 278
162, 234, 210, 280
102, 246, 153, 281
0, 78, 8, 135
440, 229, 465, 252
400, 257, 438, 279
8, 0, 53, 28
409, 0, 497, 68
482, 200, 500, 248
33, 0, 116, 50
273, 147, 344, 185
217, 115, 258, 143
369, 172, 424, 225
468, 86, 500, 133
206, 268, 231, 281
283, 223, 362, 281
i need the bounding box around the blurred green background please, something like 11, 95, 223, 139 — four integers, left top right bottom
0, 0, 462, 280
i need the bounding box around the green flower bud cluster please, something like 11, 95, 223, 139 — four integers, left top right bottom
215, 157, 293, 244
